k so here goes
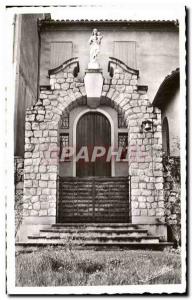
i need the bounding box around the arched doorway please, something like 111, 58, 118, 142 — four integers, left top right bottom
76, 112, 111, 177
162, 117, 170, 156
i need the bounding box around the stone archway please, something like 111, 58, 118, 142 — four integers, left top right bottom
20, 57, 165, 241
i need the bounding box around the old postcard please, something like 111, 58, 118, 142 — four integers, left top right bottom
4, 1, 186, 295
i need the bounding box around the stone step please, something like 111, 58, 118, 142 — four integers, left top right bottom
39, 231, 149, 239
28, 235, 160, 243
52, 223, 135, 228
16, 241, 173, 251
41, 228, 147, 233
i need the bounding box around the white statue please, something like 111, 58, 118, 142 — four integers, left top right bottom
88, 28, 103, 69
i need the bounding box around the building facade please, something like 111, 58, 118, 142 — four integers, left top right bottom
14, 15, 180, 245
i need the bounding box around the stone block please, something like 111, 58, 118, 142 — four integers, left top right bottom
42, 188, 50, 195
39, 180, 48, 188
140, 209, 148, 216
132, 209, 141, 216
49, 130, 57, 137
32, 151, 40, 158
155, 177, 164, 183
147, 183, 154, 190
140, 94, 148, 100
60, 83, 69, 90
40, 202, 49, 210
130, 79, 137, 85
39, 210, 48, 216
50, 151, 58, 159
39, 143, 48, 151
146, 203, 151, 208
131, 182, 138, 189
41, 173, 49, 180
158, 201, 164, 208
32, 158, 40, 166
48, 208, 56, 216
151, 202, 157, 208
36, 115, 44, 122
25, 159, 32, 166
57, 78, 65, 83
147, 196, 154, 203
66, 78, 73, 83
156, 208, 164, 216
43, 99, 50, 106
132, 201, 139, 208
24, 187, 36, 197
39, 93, 47, 99
49, 202, 56, 208
30, 210, 38, 216
49, 173, 57, 180
139, 202, 146, 209
139, 183, 146, 189
25, 131, 33, 138
123, 79, 130, 85
138, 196, 146, 202
132, 93, 139, 100
48, 195, 56, 202
125, 73, 132, 80
33, 202, 40, 210
132, 189, 141, 196
32, 180, 38, 187
48, 181, 56, 189
116, 85, 125, 93
39, 165, 47, 173
142, 190, 151, 196
36, 187, 41, 194
40, 195, 47, 201
55, 83, 61, 89
24, 180, 32, 188
31, 195, 39, 203
148, 209, 156, 216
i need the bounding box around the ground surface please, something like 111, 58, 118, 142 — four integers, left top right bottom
15, 247, 181, 286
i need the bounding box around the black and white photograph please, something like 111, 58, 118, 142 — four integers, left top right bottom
2, 1, 187, 295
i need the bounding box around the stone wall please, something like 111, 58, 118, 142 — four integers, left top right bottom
104, 59, 164, 223
22, 58, 164, 225
163, 156, 181, 244
14, 157, 24, 235
23, 61, 86, 219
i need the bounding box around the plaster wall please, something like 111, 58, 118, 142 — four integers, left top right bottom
14, 14, 42, 156
161, 89, 180, 156
40, 24, 179, 103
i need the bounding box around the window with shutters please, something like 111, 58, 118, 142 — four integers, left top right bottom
60, 112, 69, 129
114, 41, 136, 69
50, 42, 73, 69
60, 133, 70, 161
118, 133, 128, 160
118, 112, 127, 128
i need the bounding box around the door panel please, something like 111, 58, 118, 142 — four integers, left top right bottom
76, 112, 111, 177
58, 177, 129, 223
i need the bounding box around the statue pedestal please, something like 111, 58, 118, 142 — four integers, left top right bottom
84, 69, 103, 109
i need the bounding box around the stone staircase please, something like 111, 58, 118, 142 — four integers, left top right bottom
16, 223, 173, 250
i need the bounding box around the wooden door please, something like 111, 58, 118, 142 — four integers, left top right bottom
76, 112, 111, 177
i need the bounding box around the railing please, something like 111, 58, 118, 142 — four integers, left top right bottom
57, 176, 131, 223
128, 175, 132, 223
